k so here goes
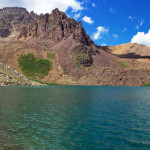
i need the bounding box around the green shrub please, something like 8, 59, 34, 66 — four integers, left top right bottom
74, 58, 83, 68
47, 51, 55, 60
116, 60, 128, 68
18, 53, 52, 79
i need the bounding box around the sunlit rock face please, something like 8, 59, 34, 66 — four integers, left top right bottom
0, 7, 94, 47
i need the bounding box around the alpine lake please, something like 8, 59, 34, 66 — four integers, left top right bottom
0, 86, 150, 150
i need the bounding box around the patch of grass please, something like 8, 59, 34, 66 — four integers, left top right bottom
116, 60, 128, 68
18, 53, 52, 79
50, 80, 57, 85
47, 51, 55, 60
142, 83, 150, 87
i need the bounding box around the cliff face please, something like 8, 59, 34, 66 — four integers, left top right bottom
0, 7, 37, 39
0, 9, 11, 37
36, 8, 93, 45
0, 7, 94, 46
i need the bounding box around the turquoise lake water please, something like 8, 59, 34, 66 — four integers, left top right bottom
0, 86, 150, 149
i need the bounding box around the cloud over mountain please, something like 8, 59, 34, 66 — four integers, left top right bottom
74, 13, 81, 20
0, 0, 83, 14
131, 30, 150, 47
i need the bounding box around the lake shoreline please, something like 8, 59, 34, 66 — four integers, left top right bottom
0, 84, 149, 87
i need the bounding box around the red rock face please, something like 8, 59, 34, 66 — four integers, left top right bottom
0, 9, 12, 37
1, 7, 38, 39
0, 7, 94, 46
35, 8, 94, 46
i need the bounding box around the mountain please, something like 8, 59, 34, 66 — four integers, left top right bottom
0, 7, 150, 86
103, 43, 150, 59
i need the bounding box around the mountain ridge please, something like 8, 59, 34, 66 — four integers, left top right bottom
0, 7, 150, 86
0, 7, 95, 46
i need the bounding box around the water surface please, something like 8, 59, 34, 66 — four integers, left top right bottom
0, 86, 150, 149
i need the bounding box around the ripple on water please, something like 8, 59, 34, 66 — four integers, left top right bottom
0, 86, 150, 149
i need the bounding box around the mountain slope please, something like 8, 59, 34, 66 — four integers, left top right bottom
103, 43, 150, 58
0, 7, 150, 86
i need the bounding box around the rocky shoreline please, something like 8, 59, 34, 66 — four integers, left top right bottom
0, 62, 42, 86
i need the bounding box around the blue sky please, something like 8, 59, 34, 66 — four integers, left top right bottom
0, 0, 150, 46
67, 0, 150, 46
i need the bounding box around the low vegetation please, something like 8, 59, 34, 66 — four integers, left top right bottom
18, 53, 52, 79
31, 79, 58, 85
142, 83, 150, 87
47, 51, 55, 60
73, 57, 83, 68
116, 60, 128, 68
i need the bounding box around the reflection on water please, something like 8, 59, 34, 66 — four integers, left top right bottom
0, 86, 150, 149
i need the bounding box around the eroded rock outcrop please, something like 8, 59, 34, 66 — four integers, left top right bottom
71, 44, 96, 67
0, 7, 94, 47
0, 7, 38, 39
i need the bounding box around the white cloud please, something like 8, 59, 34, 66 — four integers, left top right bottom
135, 20, 144, 30
82, 16, 94, 24
135, 25, 139, 30
112, 34, 118, 38
128, 16, 145, 30
128, 16, 131, 18
92, 2, 96, 7
140, 20, 144, 26
93, 26, 109, 40
109, 8, 114, 13
101, 43, 107, 46
123, 27, 127, 32
0, 0, 83, 14
131, 30, 150, 47
128, 16, 136, 21
74, 13, 80, 20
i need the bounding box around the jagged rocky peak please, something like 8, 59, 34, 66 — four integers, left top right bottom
2, 7, 34, 24
3, 7, 28, 15
36, 8, 79, 42
0, 7, 95, 46
50, 8, 94, 46
30, 11, 38, 19
51, 8, 67, 19
0, 7, 37, 39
